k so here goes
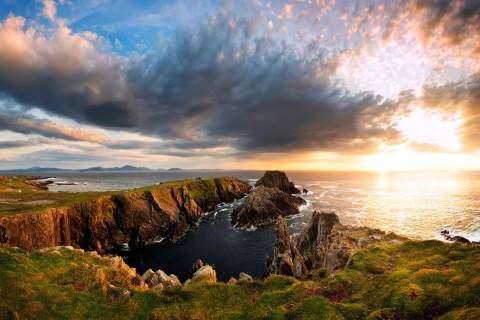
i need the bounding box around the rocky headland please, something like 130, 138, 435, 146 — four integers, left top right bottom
0, 176, 250, 252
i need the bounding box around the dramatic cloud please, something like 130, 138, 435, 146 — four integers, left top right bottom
0, 10, 402, 155
0, 0, 479, 169
0, 14, 139, 128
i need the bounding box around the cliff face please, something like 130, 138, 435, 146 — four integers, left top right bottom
0, 177, 250, 252
268, 211, 408, 278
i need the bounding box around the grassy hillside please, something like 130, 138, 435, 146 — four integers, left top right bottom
0, 240, 479, 319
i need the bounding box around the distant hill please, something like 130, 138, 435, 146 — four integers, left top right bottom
0, 165, 153, 173
167, 168, 183, 171
0, 167, 72, 173
80, 165, 152, 172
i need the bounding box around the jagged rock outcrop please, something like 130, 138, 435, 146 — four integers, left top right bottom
267, 216, 307, 278
255, 171, 300, 194
0, 177, 250, 252
268, 211, 407, 277
191, 265, 217, 283
141, 268, 181, 289
231, 186, 305, 228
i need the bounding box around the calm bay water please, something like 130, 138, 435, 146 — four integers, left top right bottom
10, 170, 480, 281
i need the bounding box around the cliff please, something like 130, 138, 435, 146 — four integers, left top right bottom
0, 177, 250, 252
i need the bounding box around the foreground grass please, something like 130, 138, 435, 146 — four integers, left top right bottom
0, 240, 479, 319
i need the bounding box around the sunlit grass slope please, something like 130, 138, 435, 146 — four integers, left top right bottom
0, 240, 479, 319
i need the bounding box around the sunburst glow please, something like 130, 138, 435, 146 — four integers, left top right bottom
395, 108, 464, 151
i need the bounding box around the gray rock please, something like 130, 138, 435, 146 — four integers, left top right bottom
255, 171, 300, 194
267, 216, 307, 278
231, 186, 305, 228
238, 272, 253, 282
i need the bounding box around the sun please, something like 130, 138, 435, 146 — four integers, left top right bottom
395, 107, 463, 152
363, 107, 465, 172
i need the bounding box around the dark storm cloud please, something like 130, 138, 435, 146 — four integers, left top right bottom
125, 15, 401, 153
0, 13, 402, 155
416, 0, 480, 45
0, 112, 106, 144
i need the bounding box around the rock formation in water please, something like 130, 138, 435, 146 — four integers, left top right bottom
0, 177, 250, 252
267, 216, 307, 278
440, 230, 474, 244
231, 186, 305, 228
268, 211, 407, 277
255, 171, 300, 194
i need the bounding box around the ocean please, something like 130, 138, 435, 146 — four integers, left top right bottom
14, 170, 480, 281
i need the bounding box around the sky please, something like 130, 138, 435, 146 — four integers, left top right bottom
0, 0, 479, 170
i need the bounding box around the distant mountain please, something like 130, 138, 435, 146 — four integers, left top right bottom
80, 165, 153, 172
0, 167, 72, 173
0, 165, 153, 173
167, 168, 183, 171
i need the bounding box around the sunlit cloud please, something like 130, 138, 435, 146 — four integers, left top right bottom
0, 0, 479, 170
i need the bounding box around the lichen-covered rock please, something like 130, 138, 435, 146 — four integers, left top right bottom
255, 171, 300, 194
231, 186, 305, 228
191, 265, 217, 283
267, 216, 307, 278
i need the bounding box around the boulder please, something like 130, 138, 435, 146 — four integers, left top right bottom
238, 272, 253, 282
302, 188, 309, 195
227, 277, 238, 284
231, 186, 306, 228
142, 269, 181, 289
267, 216, 307, 278
191, 265, 217, 283
255, 171, 300, 194
189, 259, 205, 278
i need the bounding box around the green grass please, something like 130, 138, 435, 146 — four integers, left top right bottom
0, 240, 478, 319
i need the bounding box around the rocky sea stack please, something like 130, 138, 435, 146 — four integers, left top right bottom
268, 211, 407, 278
231, 186, 305, 228
255, 170, 300, 194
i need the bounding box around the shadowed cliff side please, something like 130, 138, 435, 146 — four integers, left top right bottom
268, 211, 408, 278
0, 177, 250, 252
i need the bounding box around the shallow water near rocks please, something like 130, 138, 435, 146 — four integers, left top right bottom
6, 170, 480, 281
